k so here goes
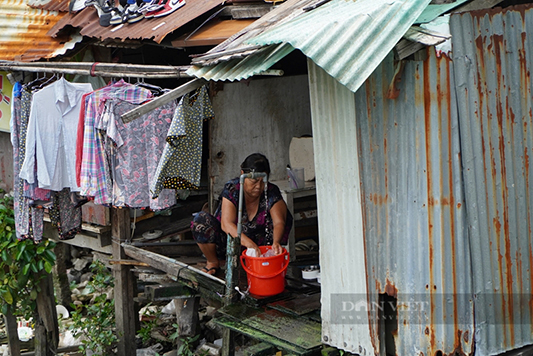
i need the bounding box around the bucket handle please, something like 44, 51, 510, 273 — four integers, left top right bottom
240, 253, 289, 279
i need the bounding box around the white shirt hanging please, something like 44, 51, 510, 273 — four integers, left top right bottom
20, 78, 93, 191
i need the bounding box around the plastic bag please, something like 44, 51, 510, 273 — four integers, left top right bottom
136, 343, 164, 356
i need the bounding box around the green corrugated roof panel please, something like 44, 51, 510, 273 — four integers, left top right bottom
186, 43, 294, 82
415, 0, 469, 24
247, 0, 432, 93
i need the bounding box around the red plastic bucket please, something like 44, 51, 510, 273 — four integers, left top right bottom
240, 246, 289, 297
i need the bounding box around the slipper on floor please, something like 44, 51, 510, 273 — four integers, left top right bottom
201, 266, 221, 276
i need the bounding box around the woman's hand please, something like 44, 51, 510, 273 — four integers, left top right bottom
244, 241, 261, 257
271, 242, 283, 255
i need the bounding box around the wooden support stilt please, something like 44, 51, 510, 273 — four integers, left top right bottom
4, 309, 20, 356
222, 233, 240, 356
35, 272, 59, 356
53, 242, 73, 309
112, 208, 137, 356
176, 296, 200, 337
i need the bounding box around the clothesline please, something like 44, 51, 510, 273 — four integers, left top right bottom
12, 76, 214, 242
0, 61, 192, 79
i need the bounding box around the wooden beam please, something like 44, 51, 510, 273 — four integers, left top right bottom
122, 243, 225, 293
0, 61, 191, 79
121, 78, 207, 123
112, 208, 137, 356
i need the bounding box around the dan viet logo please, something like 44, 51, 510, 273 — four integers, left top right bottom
331, 294, 430, 324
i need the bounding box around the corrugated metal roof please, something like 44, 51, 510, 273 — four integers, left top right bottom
28, 0, 71, 12
0, 0, 82, 62
248, 0, 431, 93
414, 0, 469, 24
47, 0, 224, 44
451, 5, 533, 356
188, 42, 293, 81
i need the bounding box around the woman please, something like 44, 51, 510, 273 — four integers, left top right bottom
191, 153, 293, 275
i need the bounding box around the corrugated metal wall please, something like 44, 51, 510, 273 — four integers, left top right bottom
308, 60, 375, 355
354, 49, 473, 355
451, 6, 533, 356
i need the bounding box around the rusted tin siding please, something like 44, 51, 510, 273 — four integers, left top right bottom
0, 0, 80, 61
451, 5, 533, 356
353, 49, 473, 356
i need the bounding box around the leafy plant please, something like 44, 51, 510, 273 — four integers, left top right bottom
138, 303, 160, 344
69, 261, 118, 356
0, 190, 57, 318
169, 323, 200, 356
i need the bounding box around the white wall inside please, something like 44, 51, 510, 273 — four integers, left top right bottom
209, 75, 312, 198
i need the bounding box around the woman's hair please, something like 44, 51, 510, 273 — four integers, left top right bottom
241, 153, 271, 175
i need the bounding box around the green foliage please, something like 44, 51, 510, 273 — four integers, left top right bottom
0, 190, 56, 318
169, 323, 199, 356
177, 334, 199, 356
69, 261, 118, 356
137, 303, 160, 344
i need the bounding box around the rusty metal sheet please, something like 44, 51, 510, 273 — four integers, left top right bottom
0, 0, 81, 62
28, 0, 71, 12
47, 0, 224, 44
451, 5, 533, 356
350, 49, 474, 356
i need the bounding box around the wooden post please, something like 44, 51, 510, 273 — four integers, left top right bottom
222, 233, 240, 356
112, 207, 137, 356
53, 242, 72, 309
4, 309, 20, 356
35, 272, 59, 356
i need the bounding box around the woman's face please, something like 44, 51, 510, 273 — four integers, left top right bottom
243, 176, 265, 199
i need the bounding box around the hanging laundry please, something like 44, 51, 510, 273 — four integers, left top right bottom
79, 80, 152, 205
20, 78, 93, 192
106, 99, 177, 209
11, 87, 47, 241
150, 86, 214, 198
48, 188, 82, 241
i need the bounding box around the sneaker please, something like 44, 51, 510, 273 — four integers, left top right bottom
109, 4, 125, 25
85, 0, 113, 26
152, 0, 185, 18
123, 2, 144, 23
144, 0, 165, 18
139, 0, 164, 17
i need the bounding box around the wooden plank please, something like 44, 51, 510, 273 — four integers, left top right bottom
145, 283, 196, 301
268, 293, 321, 316
219, 304, 322, 350
243, 342, 277, 356
172, 19, 255, 48
133, 243, 203, 257
45, 223, 112, 254
121, 79, 207, 123
214, 316, 313, 355
122, 244, 225, 294
112, 208, 137, 356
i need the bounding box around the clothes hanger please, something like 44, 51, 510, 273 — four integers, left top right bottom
135, 78, 164, 96
23, 72, 46, 90
34, 73, 58, 90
